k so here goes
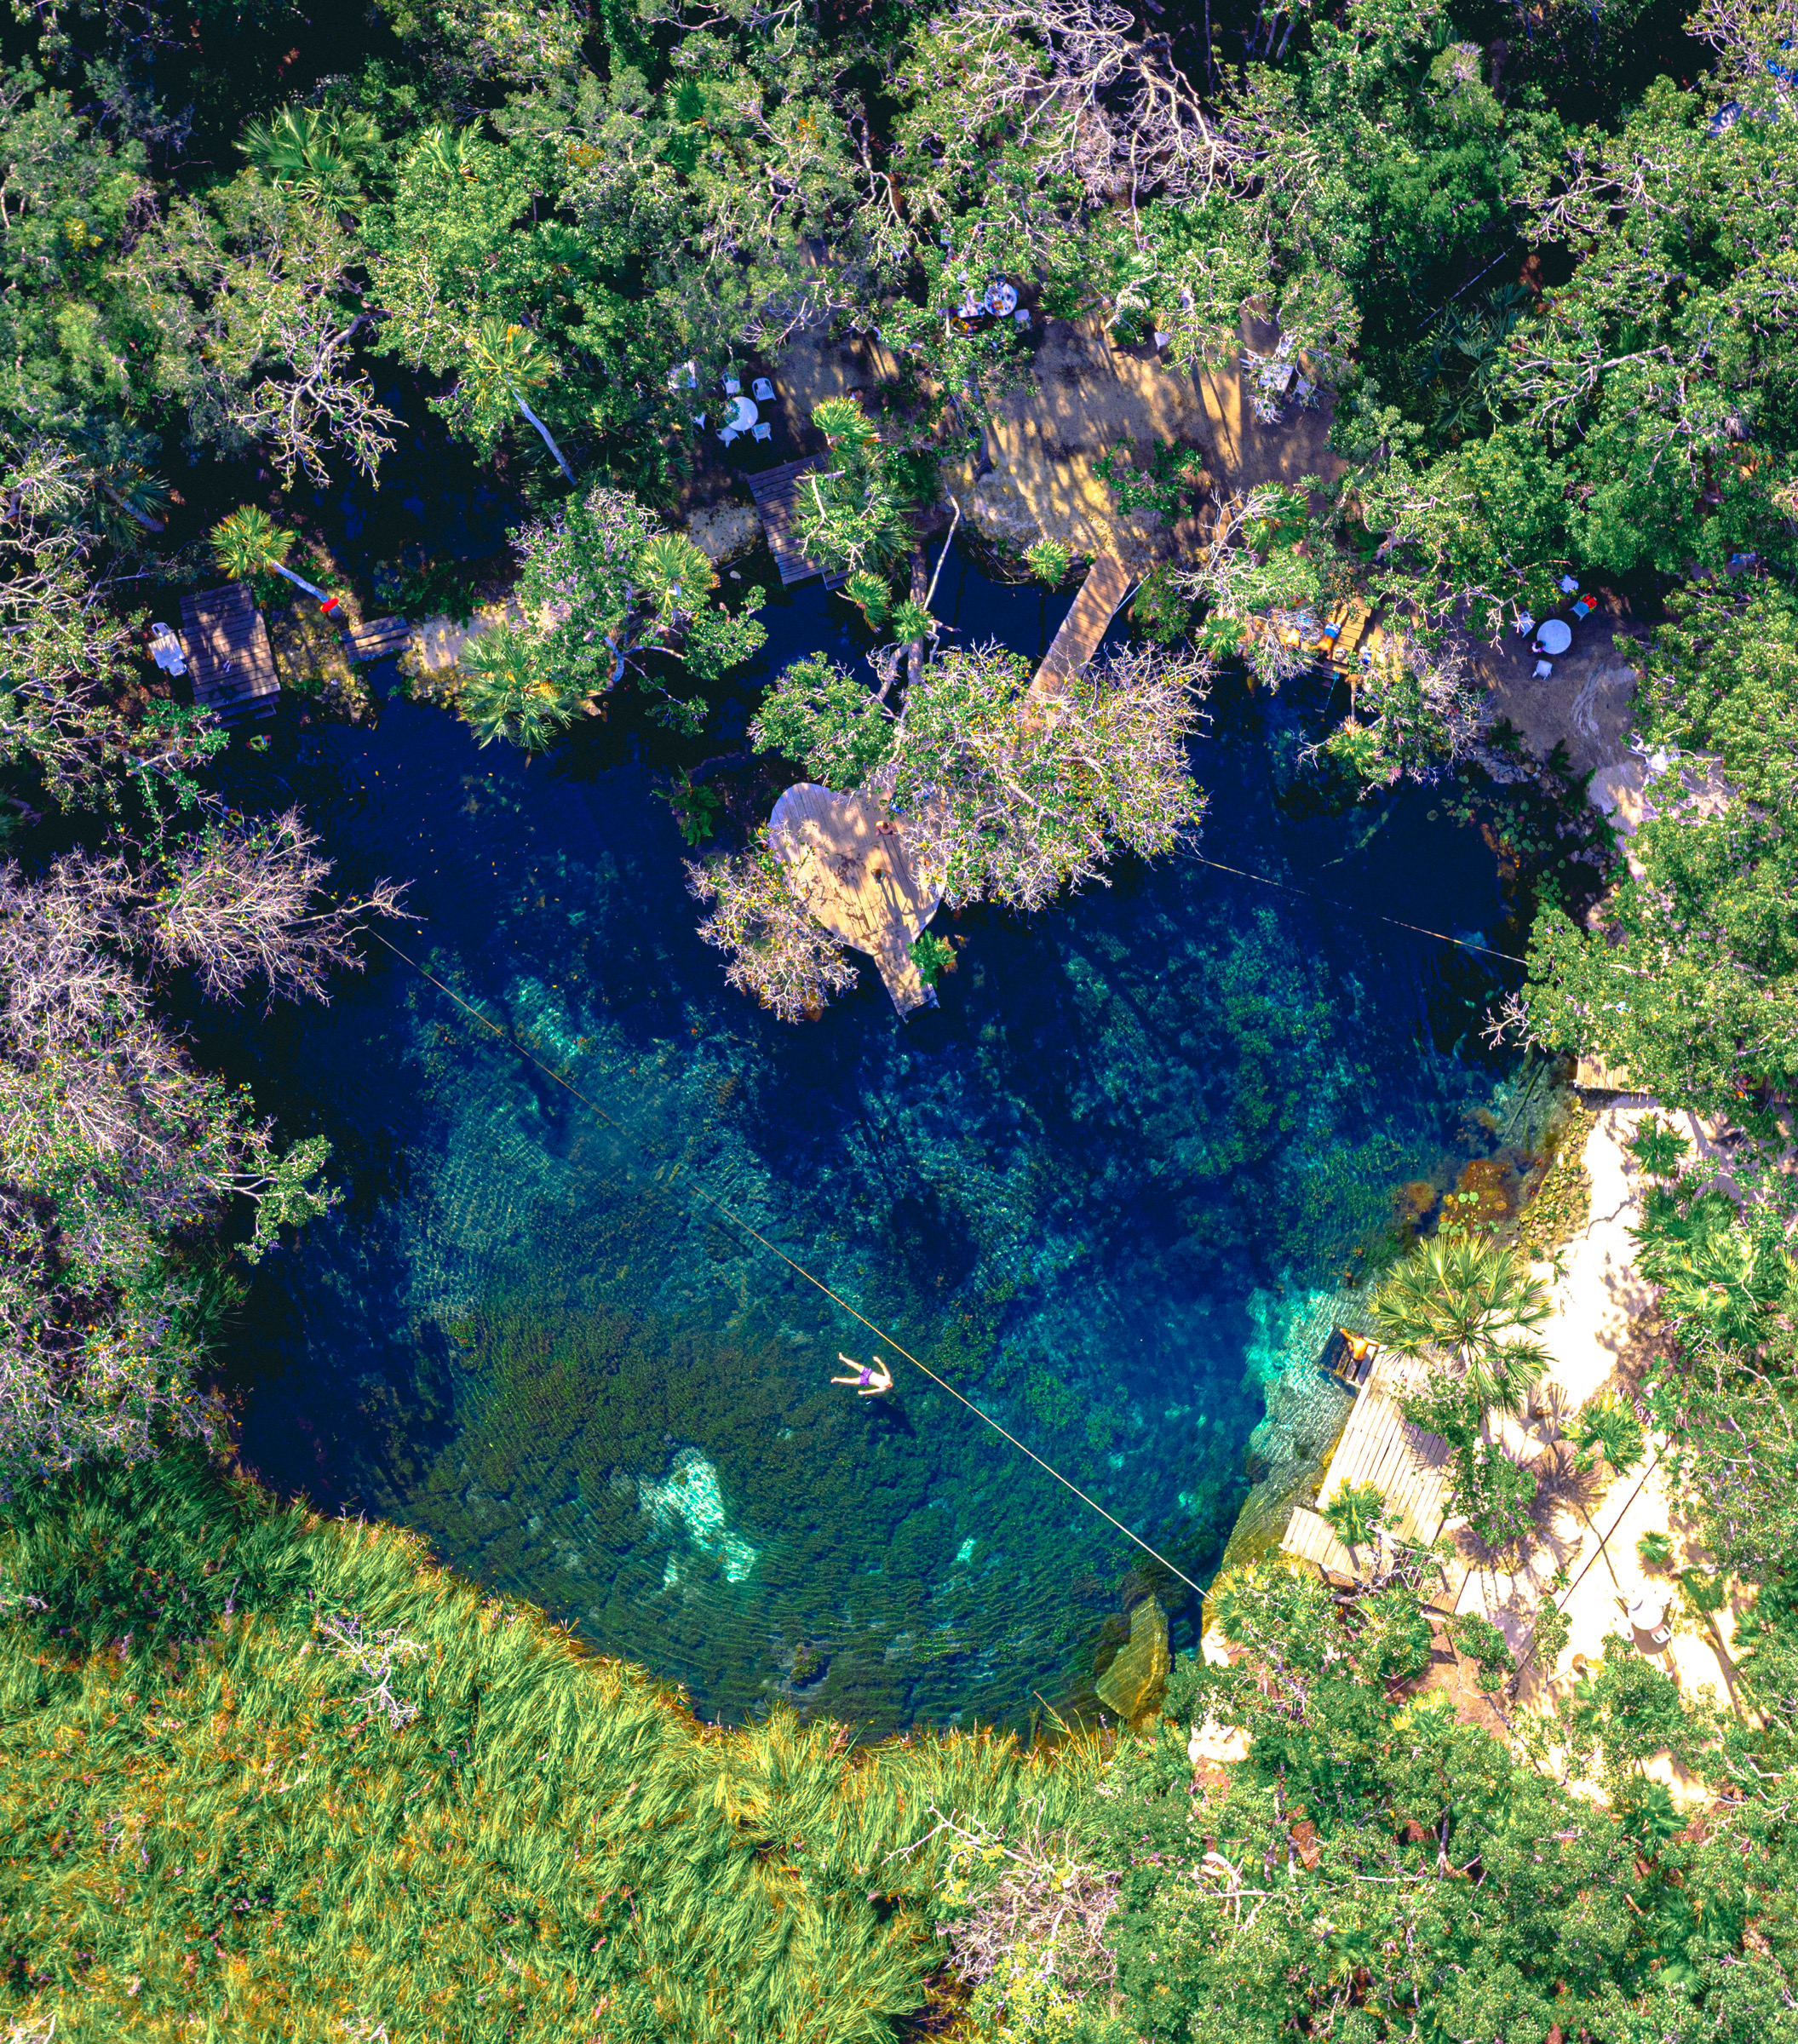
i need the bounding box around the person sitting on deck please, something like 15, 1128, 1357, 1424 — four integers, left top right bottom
832, 1353, 894, 1397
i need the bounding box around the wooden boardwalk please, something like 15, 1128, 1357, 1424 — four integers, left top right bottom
745, 461, 850, 591
1280, 1346, 1467, 1609
180, 583, 279, 725
1031, 554, 1135, 692
768, 781, 943, 1016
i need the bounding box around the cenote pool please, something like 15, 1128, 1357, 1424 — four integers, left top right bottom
202, 550, 1537, 1735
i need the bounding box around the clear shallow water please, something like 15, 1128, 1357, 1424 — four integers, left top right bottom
205, 558, 1525, 1735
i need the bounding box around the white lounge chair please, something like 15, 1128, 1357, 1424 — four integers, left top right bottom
751, 377, 776, 402
750, 421, 773, 442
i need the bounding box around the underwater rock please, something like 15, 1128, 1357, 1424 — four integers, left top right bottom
1095, 1594, 1170, 1727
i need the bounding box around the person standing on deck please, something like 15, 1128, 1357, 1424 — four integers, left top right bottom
831, 1353, 893, 1397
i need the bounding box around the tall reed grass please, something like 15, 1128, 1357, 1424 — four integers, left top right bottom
0, 1451, 1098, 2041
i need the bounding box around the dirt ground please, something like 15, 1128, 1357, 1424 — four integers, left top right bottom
1474, 613, 1646, 780
709, 309, 1650, 774
940, 310, 1346, 569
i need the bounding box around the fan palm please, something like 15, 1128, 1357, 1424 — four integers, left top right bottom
240, 106, 378, 201
634, 532, 715, 621
210, 506, 333, 604
462, 319, 577, 484
798, 397, 910, 580
1372, 1232, 1551, 1438
456, 628, 595, 751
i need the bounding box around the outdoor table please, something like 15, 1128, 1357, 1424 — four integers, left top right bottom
1626, 1588, 1674, 1650
985, 282, 1019, 316
1535, 617, 1572, 657
725, 393, 759, 433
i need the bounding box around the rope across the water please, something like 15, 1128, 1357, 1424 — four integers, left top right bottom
371, 931, 1213, 1601
1187, 852, 1532, 966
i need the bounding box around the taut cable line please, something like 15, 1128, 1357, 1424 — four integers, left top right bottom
370, 930, 1212, 1601
1186, 850, 1650, 977
1186, 851, 1531, 965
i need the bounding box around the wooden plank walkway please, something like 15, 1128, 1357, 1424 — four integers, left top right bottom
1031, 554, 1135, 692
767, 782, 943, 1016
745, 461, 850, 591
1280, 1346, 1467, 1609
180, 583, 279, 725
348, 616, 411, 662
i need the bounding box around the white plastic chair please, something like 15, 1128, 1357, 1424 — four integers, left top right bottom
1014, 308, 1031, 327
750, 421, 773, 442
751, 377, 776, 402
1532, 659, 1554, 679
722, 376, 742, 395
720, 426, 741, 446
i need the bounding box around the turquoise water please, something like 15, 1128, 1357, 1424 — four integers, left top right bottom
206, 558, 1531, 1734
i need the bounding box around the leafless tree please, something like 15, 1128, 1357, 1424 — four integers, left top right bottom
315, 1604, 428, 1729
687, 848, 859, 1023
908, 0, 1246, 210
145, 812, 411, 1008
0, 824, 404, 1473
898, 1802, 1121, 2006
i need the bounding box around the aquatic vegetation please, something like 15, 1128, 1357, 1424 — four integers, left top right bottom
204, 635, 1525, 1731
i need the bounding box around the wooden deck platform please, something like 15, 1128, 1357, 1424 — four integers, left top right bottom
745, 461, 850, 591
1280, 1345, 1468, 1609
1031, 554, 1135, 692
180, 583, 279, 725
768, 781, 943, 1016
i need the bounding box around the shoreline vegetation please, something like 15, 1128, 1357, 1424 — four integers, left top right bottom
4, 0, 1798, 2023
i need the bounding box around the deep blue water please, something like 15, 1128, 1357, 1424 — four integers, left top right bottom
205, 555, 1526, 1734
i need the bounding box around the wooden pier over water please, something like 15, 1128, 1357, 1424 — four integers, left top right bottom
1281, 1346, 1468, 1609
1031, 554, 1135, 693
745, 461, 851, 591
180, 583, 279, 725
768, 781, 943, 1017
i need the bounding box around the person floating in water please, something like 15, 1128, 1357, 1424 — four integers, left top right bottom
832, 1352, 893, 1398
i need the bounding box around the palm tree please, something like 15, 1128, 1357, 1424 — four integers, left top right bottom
455, 628, 598, 752
797, 396, 910, 581
210, 507, 336, 606
462, 319, 577, 485
239, 106, 379, 202
634, 532, 716, 623
1372, 1233, 1552, 1442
